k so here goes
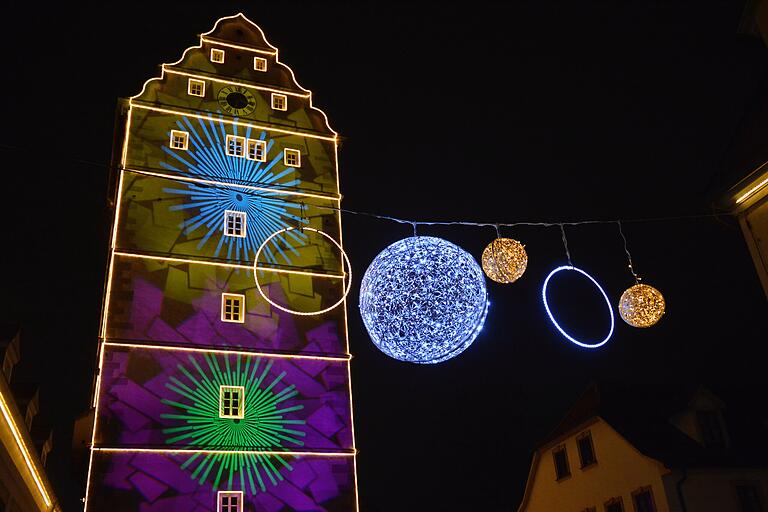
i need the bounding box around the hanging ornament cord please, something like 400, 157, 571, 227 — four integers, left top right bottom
560, 224, 573, 266
617, 220, 641, 284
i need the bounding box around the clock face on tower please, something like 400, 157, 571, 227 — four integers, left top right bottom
217, 85, 257, 116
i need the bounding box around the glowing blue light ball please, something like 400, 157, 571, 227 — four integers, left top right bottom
359, 236, 489, 364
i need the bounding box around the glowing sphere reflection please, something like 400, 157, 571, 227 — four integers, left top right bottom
619, 283, 665, 328
359, 236, 489, 364
542, 265, 614, 349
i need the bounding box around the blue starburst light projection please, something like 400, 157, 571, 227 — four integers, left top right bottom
159, 115, 307, 264
359, 236, 489, 364
541, 265, 615, 349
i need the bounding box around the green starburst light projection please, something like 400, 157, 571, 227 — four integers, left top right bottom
160, 353, 306, 492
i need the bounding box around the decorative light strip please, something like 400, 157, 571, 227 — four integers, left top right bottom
541, 265, 615, 349
102, 341, 351, 362
201, 36, 278, 55
735, 173, 768, 205
255, 227, 351, 316
92, 447, 355, 457
129, 103, 337, 141
0, 392, 51, 507
125, 167, 341, 201
112, 251, 346, 279
163, 68, 310, 98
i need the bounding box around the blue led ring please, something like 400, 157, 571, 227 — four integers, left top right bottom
542, 265, 615, 349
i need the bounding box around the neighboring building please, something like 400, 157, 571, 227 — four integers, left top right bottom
83, 13, 358, 511
0, 324, 59, 511
517, 383, 768, 512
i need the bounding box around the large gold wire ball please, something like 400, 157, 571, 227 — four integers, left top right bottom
481, 238, 528, 284
618, 283, 665, 328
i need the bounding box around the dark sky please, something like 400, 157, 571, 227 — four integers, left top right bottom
1, 3, 767, 511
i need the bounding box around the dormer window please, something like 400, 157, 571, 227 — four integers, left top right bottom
188, 79, 205, 97
170, 130, 189, 150
271, 93, 287, 111
254, 56, 267, 72
210, 48, 225, 63
283, 149, 301, 168
697, 410, 726, 448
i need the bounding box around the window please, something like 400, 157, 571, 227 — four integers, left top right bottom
605, 497, 624, 512
552, 445, 570, 480
188, 78, 205, 97
632, 487, 656, 512
210, 48, 225, 63
226, 135, 245, 157
247, 138, 266, 162
577, 431, 597, 468
223, 210, 247, 238
217, 491, 243, 512
170, 130, 189, 150
284, 148, 301, 168
735, 484, 763, 512
271, 93, 287, 111
698, 410, 726, 447
221, 293, 245, 323
219, 386, 245, 419
254, 56, 267, 71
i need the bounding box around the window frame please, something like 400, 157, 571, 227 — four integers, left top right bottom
733, 480, 765, 512
217, 490, 243, 512
221, 293, 246, 324
577, 430, 597, 469
223, 210, 247, 238
271, 93, 287, 111
210, 48, 225, 64
226, 134, 246, 158
246, 138, 267, 162
219, 385, 245, 420
188, 78, 206, 97
631, 486, 657, 512
283, 148, 301, 168
604, 496, 625, 512
552, 444, 571, 481
254, 56, 268, 72
170, 130, 189, 150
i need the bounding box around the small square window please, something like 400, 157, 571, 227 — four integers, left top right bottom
188, 78, 205, 97
247, 139, 267, 162
271, 93, 287, 111
170, 130, 189, 150
577, 431, 597, 468
254, 57, 268, 72
219, 386, 245, 419
605, 497, 624, 512
632, 487, 656, 512
553, 445, 570, 481
211, 48, 225, 63
226, 135, 245, 158
221, 293, 245, 323
284, 149, 301, 168
218, 490, 243, 512
223, 210, 247, 238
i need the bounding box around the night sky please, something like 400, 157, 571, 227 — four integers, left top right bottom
1, 3, 767, 511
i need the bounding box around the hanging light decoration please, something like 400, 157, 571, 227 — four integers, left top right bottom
618, 284, 665, 327
481, 235, 528, 284
359, 236, 489, 364
616, 221, 666, 328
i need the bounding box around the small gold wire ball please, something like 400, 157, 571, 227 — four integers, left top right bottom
481, 238, 528, 284
618, 283, 665, 328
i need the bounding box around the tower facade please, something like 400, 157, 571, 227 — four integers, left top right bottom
85, 14, 358, 511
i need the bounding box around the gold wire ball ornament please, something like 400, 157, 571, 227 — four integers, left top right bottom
481, 237, 528, 284
618, 283, 666, 328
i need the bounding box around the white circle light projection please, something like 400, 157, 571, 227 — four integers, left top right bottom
359, 236, 489, 364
